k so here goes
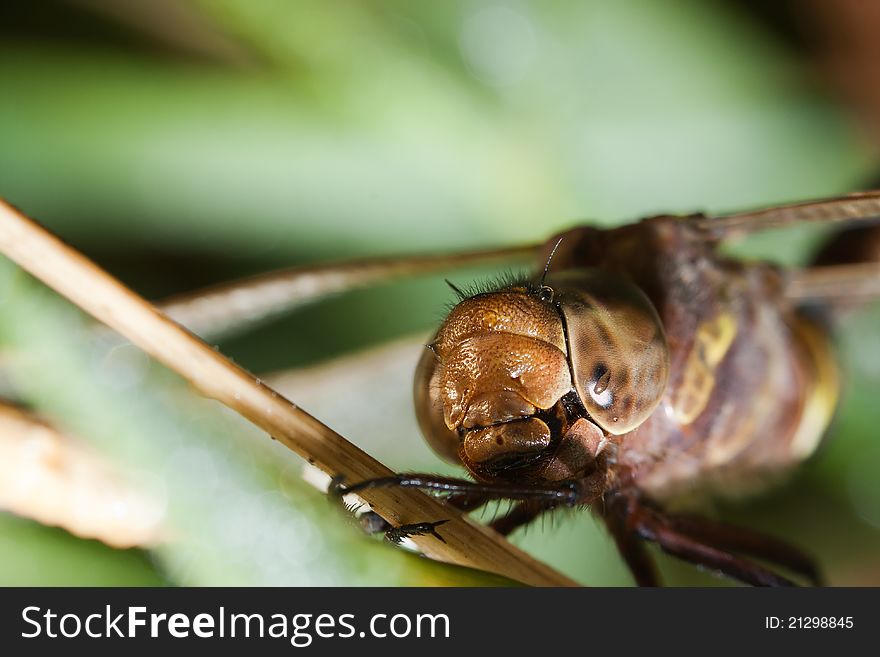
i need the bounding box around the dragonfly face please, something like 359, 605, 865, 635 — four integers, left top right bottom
414, 268, 669, 486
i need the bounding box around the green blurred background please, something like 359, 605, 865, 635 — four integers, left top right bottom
1, 0, 879, 586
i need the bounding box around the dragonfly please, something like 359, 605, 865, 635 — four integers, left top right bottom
317, 192, 880, 587
1, 192, 879, 586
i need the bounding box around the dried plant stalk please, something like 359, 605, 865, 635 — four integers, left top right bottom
0, 199, 578, 587
0, 402, 164, 548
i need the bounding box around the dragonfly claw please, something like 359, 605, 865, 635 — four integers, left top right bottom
385, 519, 450, 545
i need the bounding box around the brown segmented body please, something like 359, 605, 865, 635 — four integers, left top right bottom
544, 216, 838, 504
415, 214, 840, 509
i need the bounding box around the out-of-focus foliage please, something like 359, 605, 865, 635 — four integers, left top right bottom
0, 261, 513, 586
0, 0, 878, 585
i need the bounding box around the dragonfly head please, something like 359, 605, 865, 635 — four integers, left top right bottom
414, 269, 669, 484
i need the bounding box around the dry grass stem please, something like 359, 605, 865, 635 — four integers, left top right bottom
0, 402, 164, 548
0, 199, 577, 587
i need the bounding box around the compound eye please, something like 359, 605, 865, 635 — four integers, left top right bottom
588, 364, 613, 407
413, 345, 461, 463
555, 270, 669, 435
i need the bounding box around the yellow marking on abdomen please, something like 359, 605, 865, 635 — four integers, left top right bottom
672, 311, 738, 425
788, 317, 839, 460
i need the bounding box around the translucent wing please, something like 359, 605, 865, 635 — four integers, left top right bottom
695, 191, 880, 306
157, 244, 539, 340
694, 191, 880, 238
782, 206, 880, 306
152, 192, 880, 338
785, 262, 880, 305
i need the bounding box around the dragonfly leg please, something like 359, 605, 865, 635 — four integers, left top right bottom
383, 519, 450, 545
602, 499, 661, 587
355, 492, 492, 544
331, 476, 515, 545
333, 473, 598, 547
356, 491, 560, 540
658, 513, 821, 585
615, 496, 798, 587
489, 501, 557, 537
637, 522, 796, 586
352, 511, 451, 544
334, 472, 586, 506
444, 491, 497, 512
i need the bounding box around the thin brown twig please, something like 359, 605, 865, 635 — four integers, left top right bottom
0, 199, 578, 587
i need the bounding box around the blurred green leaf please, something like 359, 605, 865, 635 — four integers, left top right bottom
0, 0, 877, 586
0, 513, 165, 586
0, 261, 514, 586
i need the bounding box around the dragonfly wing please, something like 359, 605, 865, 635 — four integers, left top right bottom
694, 191, 880, 239
785, 262, 880, 305
157, 245, 539, 340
